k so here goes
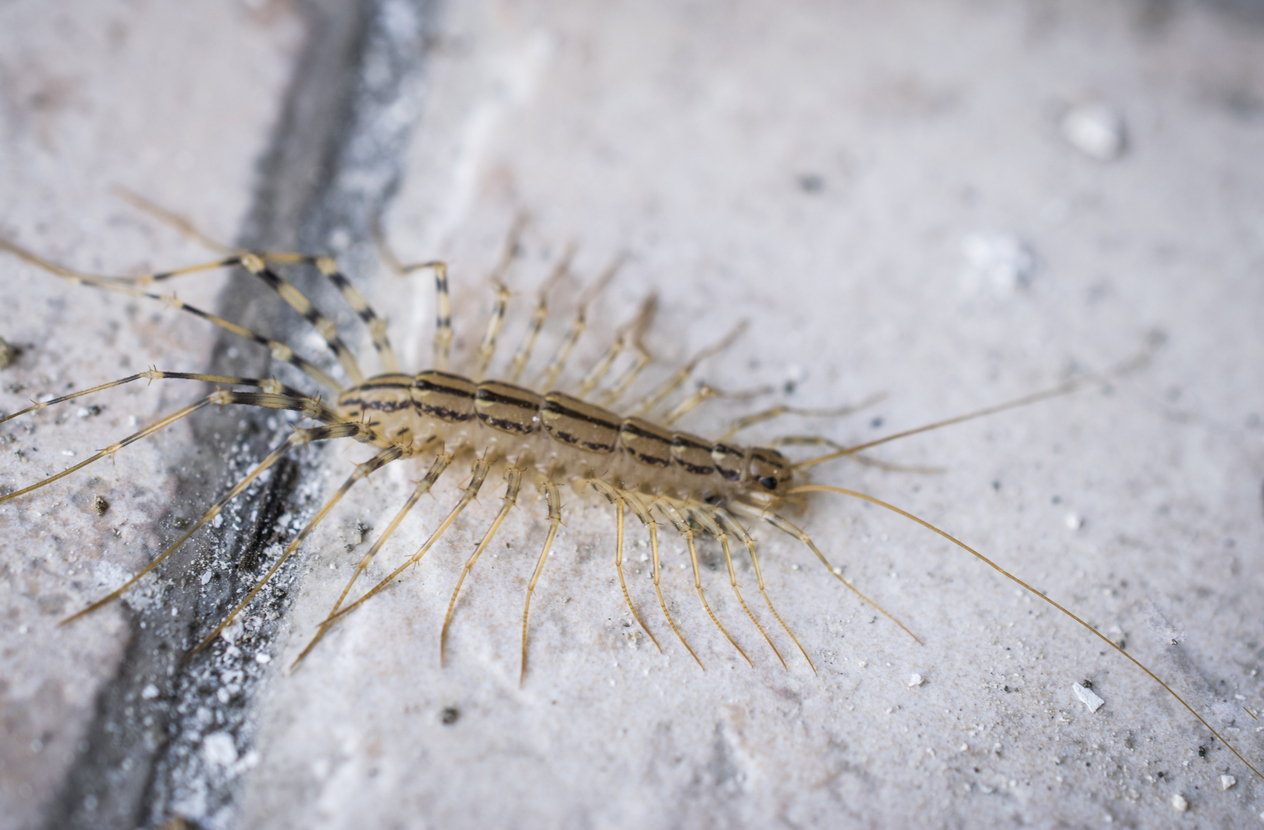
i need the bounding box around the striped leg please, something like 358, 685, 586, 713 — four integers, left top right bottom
251, 252, 399, 374
2, 388, 339, 505
293, 449, 453, 666
473, 283, 511, 382
0, 239, 343, 392
709, 507, 815, 672
322, 455, 494, 625
506, 244, 574, 384
727, 501, 922, 646
685, 502, 785, 668
631, 320, 747, 417
114, 187, 389, 377
411, 261, 453, 372
441, 466, 524, 663
587, 479, 661, 652
61, 421, 374, 625
621, 491, 703, 669
596, 295, 657, 407
378, 225, 455, 370
577, 294, 657, 400
1, 369, 303, 426
717, 392, 887, 441
661, 382, 773, 427
536, 254, 626, 391
194, 443, 408, 652
654, 499, 752, 666
470, 214, 528, 381
234, 253, 365, 383
519, 475, 563, 685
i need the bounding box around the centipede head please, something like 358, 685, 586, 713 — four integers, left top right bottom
746, 446, 796, 498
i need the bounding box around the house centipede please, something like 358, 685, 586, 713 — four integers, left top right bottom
0, 194, 1259, 791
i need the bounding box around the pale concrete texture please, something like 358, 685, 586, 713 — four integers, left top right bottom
2, 1, 1264, 829
0, 2, 301, 828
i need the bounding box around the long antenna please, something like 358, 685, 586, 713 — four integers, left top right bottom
793, 344, 1157, 471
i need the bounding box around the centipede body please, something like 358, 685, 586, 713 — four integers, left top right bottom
4, 2, 1264, 828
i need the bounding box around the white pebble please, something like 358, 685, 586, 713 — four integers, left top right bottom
1170, 792, 1188, 813
908, 674, 925, 688
1065, 512, 1083, 530
961, 232, 1035, 295
1220, 774, 1236, 791
140, 684, 159, 700
202, 731, 238, 767
1062, 103, 1127, 161
1072, 682, 1105, 713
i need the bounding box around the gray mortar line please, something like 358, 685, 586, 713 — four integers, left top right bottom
40, 2, 439, 828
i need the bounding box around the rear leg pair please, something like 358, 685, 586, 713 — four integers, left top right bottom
0, 194, 415, 645
296, 454, 564, 687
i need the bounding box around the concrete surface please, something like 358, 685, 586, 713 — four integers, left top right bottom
3, 1, 1264, 829
0, 3, 301, 829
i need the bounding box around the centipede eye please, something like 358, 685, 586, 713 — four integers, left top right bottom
758, 475, 778, 491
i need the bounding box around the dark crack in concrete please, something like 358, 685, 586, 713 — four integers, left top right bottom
39, 1, 439, 828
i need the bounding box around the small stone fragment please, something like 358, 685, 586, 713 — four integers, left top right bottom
908, 674, 925, 688
202, 731, 238, 767
1072, 682, 1105, 713
1220, 774, 1236, 791
1170, 792, 1188, 813
961, 231, 1035, 294
1062, 103, 1127, 161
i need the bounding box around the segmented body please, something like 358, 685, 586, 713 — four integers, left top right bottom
338, 372, 792, 502
0, 199, 1260, 784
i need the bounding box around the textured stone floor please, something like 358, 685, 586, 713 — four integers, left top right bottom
2, 1, 1262, 828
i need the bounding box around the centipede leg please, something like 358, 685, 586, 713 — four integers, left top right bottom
386, 259, 454, 371
622, 491, 703, 670
193, 444, 408, 652
2, 388, 338, 505
0, 238, 345, 392
596, 295, 656, 407
576, 292, 656, 399
630, 320, 748, 417
0, 369, 300, 427
441, 466, 523, 664
61, 421, 373, 624
256, 254, 411, 375
471, 215, 528, 381
656, 499, 751, 666
662, 382, 775, 427
536, 254, 625, 391
428, 262, 454, 371
587, 480, 660, 652
117, 190, 374, 381
711, 507, 815, 672
773, 435, 944, 474
687, 503, 785, 668
321, 455, 493, 626
291, 449, 453, 666
519, 475, 563, 685
730, 501, 923, 646
506, 244, 574, 384
716, 393, 887, 441
473, 283, 511, 382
